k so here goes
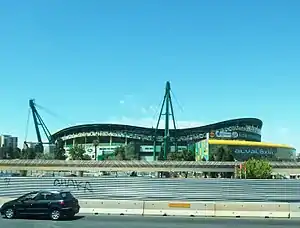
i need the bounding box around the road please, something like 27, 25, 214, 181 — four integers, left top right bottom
0, 215, 300, 228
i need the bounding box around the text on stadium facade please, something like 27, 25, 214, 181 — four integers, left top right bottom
59, 125, 261, 141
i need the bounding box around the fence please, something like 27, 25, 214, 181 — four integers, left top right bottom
0, 177, 300, 202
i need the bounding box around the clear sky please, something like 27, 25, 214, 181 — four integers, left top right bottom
0, 0, 299, 151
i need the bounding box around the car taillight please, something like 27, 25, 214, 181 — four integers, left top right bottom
59, 201, 65, 206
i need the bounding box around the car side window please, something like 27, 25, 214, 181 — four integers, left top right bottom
34, 193, 57, 201
19, 192, 38, 201
33, 193, 45, 201
61, 192, 73, 199
45, 194, 57, 200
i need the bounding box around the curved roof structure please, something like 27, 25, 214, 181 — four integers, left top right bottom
52, 118, 263, 142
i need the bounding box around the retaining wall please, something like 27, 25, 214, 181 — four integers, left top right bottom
1, 177, 300, 202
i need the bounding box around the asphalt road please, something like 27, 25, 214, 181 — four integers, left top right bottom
1, 215, 300, 228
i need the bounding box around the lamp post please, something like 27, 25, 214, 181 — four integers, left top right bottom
93, 139, 99, 161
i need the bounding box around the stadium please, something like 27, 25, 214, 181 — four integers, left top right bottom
51, 118, 296, 162
28, 82, 296, 162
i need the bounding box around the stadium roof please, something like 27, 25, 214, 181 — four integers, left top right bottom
52, 118, 263, 139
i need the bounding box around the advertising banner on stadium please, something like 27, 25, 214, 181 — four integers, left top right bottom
195, 133, 209, 161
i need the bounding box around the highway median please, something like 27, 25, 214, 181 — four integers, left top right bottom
2, 197, 300, 219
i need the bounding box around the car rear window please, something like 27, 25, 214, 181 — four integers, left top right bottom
60, 192, 74, 199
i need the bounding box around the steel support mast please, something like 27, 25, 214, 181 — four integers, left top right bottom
153, 81, 177, 160
25, 99, 54, 153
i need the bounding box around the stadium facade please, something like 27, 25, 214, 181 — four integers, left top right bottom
51, 118, 296, 161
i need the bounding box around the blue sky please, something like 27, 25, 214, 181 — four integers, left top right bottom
0, 0, 299, 151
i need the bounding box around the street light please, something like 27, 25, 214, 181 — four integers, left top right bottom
93, 139, 99, 161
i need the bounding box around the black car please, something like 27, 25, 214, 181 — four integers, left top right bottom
0, 190, 80, 220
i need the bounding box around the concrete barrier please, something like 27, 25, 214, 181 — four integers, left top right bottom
143, 201, 215, 217
79, 199, 144, 215
0, 197, 294, 218
289, 203, 300, 218
215, 202, 290, 218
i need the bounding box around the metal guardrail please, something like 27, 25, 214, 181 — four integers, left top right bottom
0, 160, 236, 167
0, 159, 299, 168
0, 177, 300, 202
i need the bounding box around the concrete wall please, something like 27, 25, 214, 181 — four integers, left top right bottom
1, 198, 300, 218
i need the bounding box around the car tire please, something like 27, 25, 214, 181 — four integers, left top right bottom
50, 209, 61, 220
4, 208, 15, 219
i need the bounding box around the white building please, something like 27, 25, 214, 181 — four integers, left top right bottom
44, 144, 56, 154
0, 135, 18, 149
25, 142, 38, 149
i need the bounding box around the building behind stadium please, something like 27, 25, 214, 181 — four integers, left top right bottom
51, 118, 296, 162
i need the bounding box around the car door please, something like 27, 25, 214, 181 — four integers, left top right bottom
30, 192, 50, 215
14, 200, 29, 215
15, 192, 38, 215
21, 199, 36, 214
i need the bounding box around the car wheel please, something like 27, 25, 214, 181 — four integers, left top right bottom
50, 210, 61, 220
4, 208, 15, 219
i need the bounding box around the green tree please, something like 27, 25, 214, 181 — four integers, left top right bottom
18, 147, 36, 177
68, 144, 91, 160
0, 147, 8, 159
114, 146, 126, 160
182, 149, 195, 161
165, 149, 195, 178
5, 147, 12, 159
54, 139, 67, 160
111, 144, 140, 160
68, 144, 91, 177
54, 147, 67, 160
243, 158, 272, 179
12, 148, 21, 159
215, 146, 234, 161
167, 151, 176, 160
296, 153, 300, 162
0, 147, 21, 159
35, 152, 55, 160
125, 142, 140, 160
210, 146, 234, 178
167, 149, 195, 161
20, 147, 37, 159
0, 147, 4, 159
157, 149, 164, 160
34, 144, 44, 154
